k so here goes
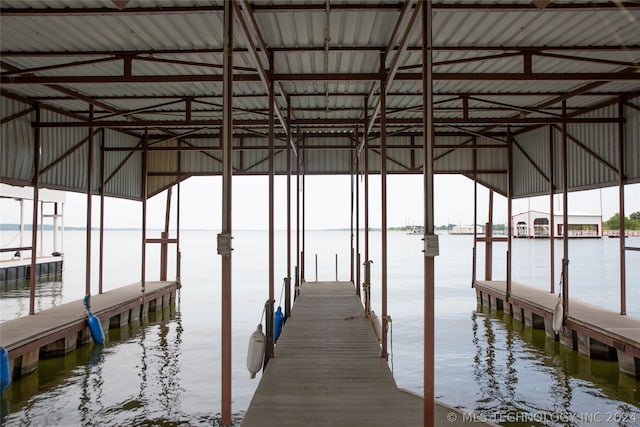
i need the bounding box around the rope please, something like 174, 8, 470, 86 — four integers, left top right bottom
387, 315, 394, 375
259, 301, 267, 325
278, 277, 286, 307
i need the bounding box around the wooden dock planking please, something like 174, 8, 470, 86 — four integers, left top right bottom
241, 281, 494, 427
0, 281, 178, 361
474, 280, 640, 377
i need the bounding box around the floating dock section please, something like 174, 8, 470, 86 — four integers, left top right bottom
0, 281, 178, 381
242, 281, 494, 427
474, 280, 640, 379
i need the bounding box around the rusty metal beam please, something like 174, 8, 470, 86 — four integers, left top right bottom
0, 105, 33, 125
3, 2, 638, 16
234, 0, 288, 136
30, 116, 622, 128
7, 71, 637, 85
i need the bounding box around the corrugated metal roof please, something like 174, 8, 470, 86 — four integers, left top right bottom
1, 1, 639, 200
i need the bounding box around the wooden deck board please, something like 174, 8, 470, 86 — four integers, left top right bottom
475, 280, 640, 352
0, 281, 178, 352
241, 281, 494, 427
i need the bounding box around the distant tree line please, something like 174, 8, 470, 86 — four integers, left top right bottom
603, 212, 640, 230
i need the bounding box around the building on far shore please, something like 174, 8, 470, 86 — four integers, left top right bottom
512, 210, 602, 238
450, 225, 483, 235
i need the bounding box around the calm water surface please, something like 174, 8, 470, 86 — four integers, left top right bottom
1, 230, 638, 426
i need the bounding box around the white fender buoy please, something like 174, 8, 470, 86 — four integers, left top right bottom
370, 310, 382, 342
552, 295, 564, 334
246, 324, 266, 379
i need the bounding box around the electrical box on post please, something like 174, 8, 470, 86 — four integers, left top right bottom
423, 234, 439, 257
217, 233, 233, 256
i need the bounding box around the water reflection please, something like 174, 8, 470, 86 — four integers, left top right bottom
1, 302, 187, 426
79, 345, 105, 426
0, 277, 63, 321
471, 306, 640, 426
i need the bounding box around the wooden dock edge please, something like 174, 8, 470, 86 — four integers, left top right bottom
473, 281, 640, 380
0, 281, 179, 383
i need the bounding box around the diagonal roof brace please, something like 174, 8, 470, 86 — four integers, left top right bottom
234, 0, 288, 138
358, 0, 421, 155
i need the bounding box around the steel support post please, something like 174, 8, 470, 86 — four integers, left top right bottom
296, 129, 301, 287
350, 153, 355, 285
485, 190, 493, 281
160, 187, 172, 281
29, 102, 41, 316
99, 129, 105, 294
363, 96, 370, 275
618, 98, 626, 315
561, 101, 569, 316
286, 96, 292, 319
141, 129, 148, 294
86, 105, 94, 299
268, 52, 276, 359
355, 139, 361, 297
507, 127, 513, 300
472, 147, 477, 285
549, 125, 555, 293
177, 142, 181, 284
302, 148, 306, 282
380, 54, 389, 360
220, 2, 234, 424
363, 96, 370, 310
421, 2, 435, 424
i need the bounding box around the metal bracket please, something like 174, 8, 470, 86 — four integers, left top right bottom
217, 233, 233, 256
422, 234, 440, 257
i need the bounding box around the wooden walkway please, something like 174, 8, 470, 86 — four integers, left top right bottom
0, 281, 178, 377
241, 281, 494, 427
474, 280, 640, 377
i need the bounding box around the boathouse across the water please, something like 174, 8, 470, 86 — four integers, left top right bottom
512, 210, 602, 238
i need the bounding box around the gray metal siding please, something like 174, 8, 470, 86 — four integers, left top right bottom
103, 129, 142, 200
1, 97, 34, 184
512, 126, 550, 197
566, 104, 619, 189
625, 96, 640, 184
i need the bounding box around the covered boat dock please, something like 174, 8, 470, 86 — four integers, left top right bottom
1, 1, 640, 425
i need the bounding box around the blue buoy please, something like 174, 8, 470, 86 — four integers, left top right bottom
1, 347, 10, 394
83, 295, 105, 345
274, 306, 284, 343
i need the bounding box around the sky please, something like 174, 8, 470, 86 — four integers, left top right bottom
1, 175, 639, 231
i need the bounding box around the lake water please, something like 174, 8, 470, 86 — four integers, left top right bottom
1, 230, 639, 426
